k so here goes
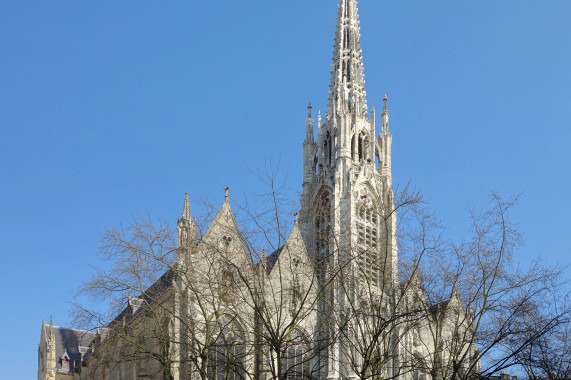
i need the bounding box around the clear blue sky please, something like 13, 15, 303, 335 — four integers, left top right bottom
1, 1, 570, 376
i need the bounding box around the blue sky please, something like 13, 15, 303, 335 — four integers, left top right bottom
1, 0, 570, 376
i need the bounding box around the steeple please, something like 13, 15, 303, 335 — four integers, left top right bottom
328, 0, 367, 117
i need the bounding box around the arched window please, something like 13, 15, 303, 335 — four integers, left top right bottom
207, 317, 246, 380
356, 206, 380, 284
351, 134, 357, 162
137, 337, 148, 377
325, 131, 332, 166
284, 331, 311, 380
412, 354, 428, 380
162, 319, 172, 380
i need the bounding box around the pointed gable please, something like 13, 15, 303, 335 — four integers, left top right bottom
196, 190, 252, 275
264, 220, 318, 330
268, 221, 311, 279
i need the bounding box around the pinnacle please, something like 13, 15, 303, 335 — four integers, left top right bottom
182, 193, 191, 221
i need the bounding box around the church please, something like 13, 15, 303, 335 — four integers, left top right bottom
38, 1, 479, 379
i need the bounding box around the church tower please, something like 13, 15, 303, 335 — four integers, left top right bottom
299, 0, 398, 377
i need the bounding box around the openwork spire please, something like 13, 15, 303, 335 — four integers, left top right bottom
328, 0, 367, 117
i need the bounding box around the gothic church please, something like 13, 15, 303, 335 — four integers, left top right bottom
38, 1, 478, 379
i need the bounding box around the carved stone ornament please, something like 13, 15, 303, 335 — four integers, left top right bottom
355, 187, 374, 209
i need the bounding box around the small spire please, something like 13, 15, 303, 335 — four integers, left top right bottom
307, 103, 313, 119
318, 110, 322, 126
48, 316, 54, 342
182, 193, 191, 221
224, 187, 230, 202
381, 94, 390, 135
294, 212, 299, 223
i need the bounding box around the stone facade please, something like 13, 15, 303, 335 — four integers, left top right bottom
38, 1, 479, 379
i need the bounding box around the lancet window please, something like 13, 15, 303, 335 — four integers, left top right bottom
284, 331, 311, 380
315, 190, 331, 265
324, 131, 333, 167
352, 131, 370, 164
356, 206, 380, 284
207, 317, 246, 380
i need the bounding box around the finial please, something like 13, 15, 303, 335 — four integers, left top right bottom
182, 193, 191, 221
307, 103, 312, 118
224, 187, 230, 201
294, 212, 299, 223
383, 94, 388, 110
452, 276, 460, 295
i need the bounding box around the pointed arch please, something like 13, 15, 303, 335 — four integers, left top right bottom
355, 185, 383, 286
284, 329, 312, 380
206, 315, 247, 380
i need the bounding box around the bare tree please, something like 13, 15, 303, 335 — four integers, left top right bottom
72, 171, 330, 380
71, 185, 569, 380
328, 185, 434, 380
403, 193, 570, 380
505, 282, 571, 379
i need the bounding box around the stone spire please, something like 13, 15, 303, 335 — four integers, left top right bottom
182, 193, 191, 221
328, 0, 367, 117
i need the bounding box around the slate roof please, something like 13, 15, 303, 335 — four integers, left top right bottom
111, 268, 176, 325
264, 246, 284, 275
52, 326, 96, 372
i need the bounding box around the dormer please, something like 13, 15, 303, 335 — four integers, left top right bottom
61, 349, 70, 370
